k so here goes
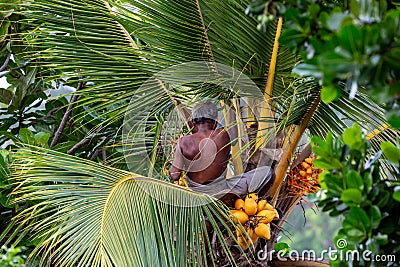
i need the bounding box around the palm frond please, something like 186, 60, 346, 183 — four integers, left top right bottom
4, 146, 241, 267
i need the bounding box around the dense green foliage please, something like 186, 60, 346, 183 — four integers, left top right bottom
0, 149, 12, 228
247, 0, 400, 128
0, 245, 27, 267
0, 0, 55, 142
313, 123, 400, 266
0, 0, 399, 266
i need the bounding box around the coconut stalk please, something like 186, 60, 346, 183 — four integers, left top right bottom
270, 94, 321, 204
221, 100, 243, 176
256, 17, 283, 149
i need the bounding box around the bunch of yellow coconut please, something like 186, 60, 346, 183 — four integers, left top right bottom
229, 193, 279, 250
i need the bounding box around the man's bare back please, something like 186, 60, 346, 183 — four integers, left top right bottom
169, 102, 274, 200
170, 122, 231, 184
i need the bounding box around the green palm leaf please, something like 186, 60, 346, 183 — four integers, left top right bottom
4, 1, 399, 265
17, 0, 396, 151
17, 0, 293, 128
4, 146, 241, 266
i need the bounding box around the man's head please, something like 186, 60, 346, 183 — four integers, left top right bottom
191, 102, 218, 126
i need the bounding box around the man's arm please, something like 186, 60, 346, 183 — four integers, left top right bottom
169, 141, 184, 181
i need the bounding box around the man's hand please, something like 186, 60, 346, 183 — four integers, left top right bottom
169, 170, 181, 181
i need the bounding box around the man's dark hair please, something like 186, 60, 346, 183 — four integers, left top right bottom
193, 117, 216, 124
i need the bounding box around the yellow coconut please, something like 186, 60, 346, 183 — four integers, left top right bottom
255, 223, 271, 240
230, 209, 249, 224
257, 200, 274, 211
257, 199, 267, 211
247, 227, 259, 244
234, 198, 245, 210
256, 209, 276, 224
245, 192, 258, 202
264, 203, 275, 211
305, 157, 313, 164
244, 198, 258, 215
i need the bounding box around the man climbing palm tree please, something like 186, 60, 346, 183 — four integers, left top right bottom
169, 102, 275, 199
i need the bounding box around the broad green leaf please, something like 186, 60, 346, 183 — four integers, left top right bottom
393, 186, 400, 202
320, 85, 341, 104
324, 174, 345, 195
0, 20, 10, 42
280, 29, 308, 48
381, 141, 400, 164
34, 132, 50, 148
346, 171, 363, 190
368, 205, 381, 229
338, 24, 362, 55
318, 52, 355, 74
318, 171, 328, 190
322, 200, 338, 213
292, 63, 323, 79
327, 13, 348, 31
342, 123, 363, 151
363, 173, 373, 193
313, 158, 342, 170
0, 88, 13, 105
376, 190, 391, 208
342, 208, 369, 242
346, 228, 365, 240
307, 4, 320, 18
19, 128, 35, 145
274, 242, 290, 256
348, 207, 370, 230
341, 188, 362, 203
386, 109, 400, 129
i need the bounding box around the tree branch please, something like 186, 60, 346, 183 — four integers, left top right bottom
0, 53, 11, 72
67, 127, 104, 155
90, 149, 100, 161
102, 146, 107, 165
50, 81, 85, 148
0, 64, 29, 78
67, 138, 91, 154
40, 106, 62, 121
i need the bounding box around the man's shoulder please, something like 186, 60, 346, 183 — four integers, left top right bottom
179, 135, 195, 146
213, 128, 230, 139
